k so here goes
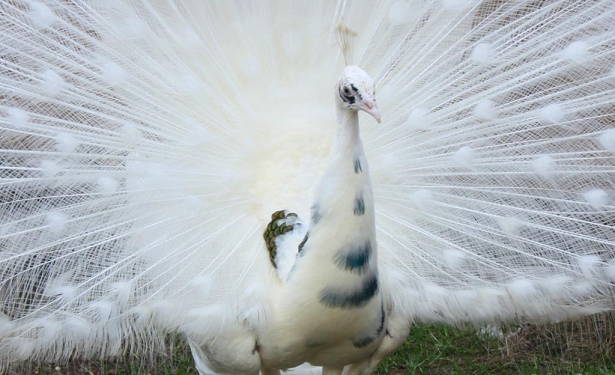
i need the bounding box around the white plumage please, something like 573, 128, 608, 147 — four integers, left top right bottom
0, 0, 614, 374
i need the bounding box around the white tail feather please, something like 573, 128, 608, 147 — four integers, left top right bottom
0, 0, 614, 370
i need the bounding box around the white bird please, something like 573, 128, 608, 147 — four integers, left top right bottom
1, 1, 614, 374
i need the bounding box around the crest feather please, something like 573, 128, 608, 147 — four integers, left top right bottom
335, 22, 357, 66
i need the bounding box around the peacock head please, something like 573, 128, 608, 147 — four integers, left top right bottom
337, 66, 381, 123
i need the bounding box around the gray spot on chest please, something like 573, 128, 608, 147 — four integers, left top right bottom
354, 195, 365, 216
298, 232, 309, 254
335, 241, 372, 275
354, 158, 362, 174
310, 204, 322, 225
318, 273, 378, 309
352, 300, 386, 348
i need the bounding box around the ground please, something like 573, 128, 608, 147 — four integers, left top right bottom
24, 314, 615, 375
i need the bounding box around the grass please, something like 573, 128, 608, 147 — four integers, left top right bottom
28, 315, 615, 374
377, 322, 615, 375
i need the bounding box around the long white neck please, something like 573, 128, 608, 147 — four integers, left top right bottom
309, 105, 377, 266
331, 108, 361, 160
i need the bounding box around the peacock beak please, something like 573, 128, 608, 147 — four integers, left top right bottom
359, 97, 381, 123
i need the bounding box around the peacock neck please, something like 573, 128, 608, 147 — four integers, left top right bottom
301, 106, 379, 313
332, 108, 361, 158
309, 105, 376, 257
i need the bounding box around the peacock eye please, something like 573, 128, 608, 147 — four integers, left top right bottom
340, 86, 355, 104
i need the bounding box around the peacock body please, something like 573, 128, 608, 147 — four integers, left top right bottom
252, 66, 384, 373
1, 0, 615, 374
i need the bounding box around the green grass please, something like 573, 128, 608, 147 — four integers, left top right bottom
30, 316, 615, 374
376, 323, 615, 375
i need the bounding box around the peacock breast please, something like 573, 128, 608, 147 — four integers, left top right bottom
259, 241, 384, 368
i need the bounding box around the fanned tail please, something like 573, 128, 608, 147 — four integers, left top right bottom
0, 0, 614, 370
367, 0, 615, 323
